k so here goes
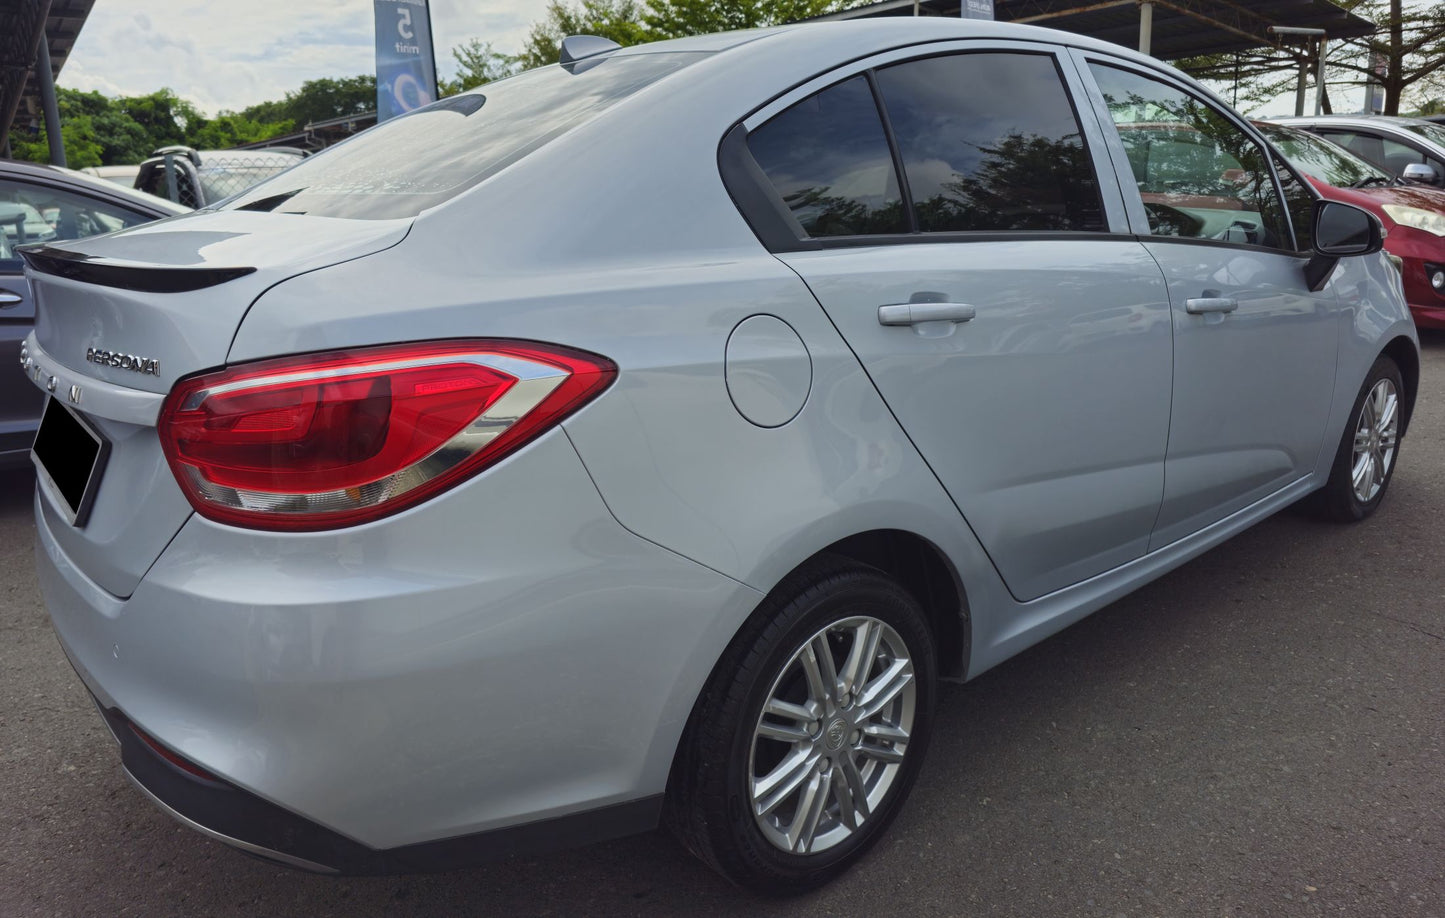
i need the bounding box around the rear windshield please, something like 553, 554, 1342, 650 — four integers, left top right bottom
221, 52, 704, 220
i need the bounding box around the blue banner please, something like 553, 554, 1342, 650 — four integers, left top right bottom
375, 0, 438, 122
962, 0, 994, 19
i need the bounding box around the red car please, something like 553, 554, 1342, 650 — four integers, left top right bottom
1260, 121, 1445, 328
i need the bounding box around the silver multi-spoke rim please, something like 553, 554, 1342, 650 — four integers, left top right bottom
1351, 378, 1399, 504
748, 616, 915, 855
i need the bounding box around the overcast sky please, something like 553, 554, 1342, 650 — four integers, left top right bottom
59, 0, 553, 115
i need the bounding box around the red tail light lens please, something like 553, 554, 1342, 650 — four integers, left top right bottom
158, 340, 615, 531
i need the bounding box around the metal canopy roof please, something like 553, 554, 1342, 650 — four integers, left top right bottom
1, 0, 95, 153
815, 0, 1376, 60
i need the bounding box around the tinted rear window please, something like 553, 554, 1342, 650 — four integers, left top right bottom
875, 52, 1105, 233
222, 53, 704, 220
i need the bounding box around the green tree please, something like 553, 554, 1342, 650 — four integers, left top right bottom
241, 75, 377, 127
188, 113, 294, 150
118, 89, 204, 148
645, 0, 839, 39
443, 38, 519, 94
1177, 0, 1445, 115
516, 0, 651, 70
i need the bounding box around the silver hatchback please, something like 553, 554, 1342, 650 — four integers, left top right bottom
24, 20, 1416, 893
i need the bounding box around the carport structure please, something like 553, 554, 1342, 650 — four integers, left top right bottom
0, 0, 95, 166
814, 0, 1375, 62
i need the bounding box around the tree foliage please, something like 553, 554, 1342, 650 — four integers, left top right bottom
442, 38, 519, 94
516, 0, 651, 70
645, 0, 838, 39
239, 75, 376, 127
10, 87, 289, 167
1176, 0, 1445, 116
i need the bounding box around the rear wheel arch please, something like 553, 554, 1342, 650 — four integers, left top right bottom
820, 530, 970, 681
663, 529, 970, 809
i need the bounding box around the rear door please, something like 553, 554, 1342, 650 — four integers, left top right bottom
1077, 56, 1339, 549
733, 42, 1174, 602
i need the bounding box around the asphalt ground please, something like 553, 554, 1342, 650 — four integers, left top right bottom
2, 337, 1442, 918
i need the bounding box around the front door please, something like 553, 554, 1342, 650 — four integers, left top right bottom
1081, 59, 1340, 549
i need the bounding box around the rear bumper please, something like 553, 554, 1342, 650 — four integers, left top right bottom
37, 430, 760, 868
93, 698, 661, 874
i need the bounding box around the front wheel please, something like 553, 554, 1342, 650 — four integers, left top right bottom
1314, 354, 1405, 522
666, 562, 937, 894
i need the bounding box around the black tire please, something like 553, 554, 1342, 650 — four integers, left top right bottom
665, 558, 937, 895
1313, 354, 1405, 522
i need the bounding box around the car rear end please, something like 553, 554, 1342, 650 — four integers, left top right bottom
25, 45, 768, 871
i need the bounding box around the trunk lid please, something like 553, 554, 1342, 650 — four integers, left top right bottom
24, 211, 410, 599
25, 210, 410, 393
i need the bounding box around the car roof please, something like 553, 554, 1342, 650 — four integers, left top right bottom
0, 158, 191, 216
614, 18, 1174, 72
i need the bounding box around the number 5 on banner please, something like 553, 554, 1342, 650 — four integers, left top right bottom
397, 6, 414, 39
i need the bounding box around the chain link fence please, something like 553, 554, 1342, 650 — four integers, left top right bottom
136, 148, 306, 209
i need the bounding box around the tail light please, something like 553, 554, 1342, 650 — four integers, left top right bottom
158, 340, 615, 531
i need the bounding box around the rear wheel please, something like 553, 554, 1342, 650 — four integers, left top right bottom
666, 561, 937, 894
1314, 354, 1404, 522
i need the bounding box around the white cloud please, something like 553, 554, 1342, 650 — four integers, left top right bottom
59, 0, 552, 115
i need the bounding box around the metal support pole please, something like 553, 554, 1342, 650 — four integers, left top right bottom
1295, 61, 1308, 116
36, 37, 65, 168
163, 154, 178, 204
1138, 1, 1153, 56
1315, 37, 1328, 115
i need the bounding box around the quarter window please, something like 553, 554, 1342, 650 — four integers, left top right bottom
747, 76, 907, 237
874, 53, 1106, 233
1089, 63, 1290, 249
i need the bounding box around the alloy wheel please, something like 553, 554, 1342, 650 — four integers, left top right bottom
747, 616, 916, 855
1351, 377, 1399, 504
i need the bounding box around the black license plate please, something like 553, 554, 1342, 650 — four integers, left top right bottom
31, 397, 110, 527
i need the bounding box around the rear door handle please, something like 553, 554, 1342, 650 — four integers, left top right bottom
878, 302, 977, 326
1185, 296, 1238, 315
0, 290, 22, 309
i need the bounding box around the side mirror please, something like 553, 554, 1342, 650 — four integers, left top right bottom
1402, 162, 1438, 185
1305, 201, 1386, 291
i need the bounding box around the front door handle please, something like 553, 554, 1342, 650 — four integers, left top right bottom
0, 290, 22, 309
878, 302, 977, 326
1185, 296, 1239, 315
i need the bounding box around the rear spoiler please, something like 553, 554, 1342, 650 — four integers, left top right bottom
20, 245, 255, 294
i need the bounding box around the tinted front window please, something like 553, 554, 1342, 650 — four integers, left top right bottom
748, 76, 906, 237
1260, 125, 1391, 188
223, 53, 703, 221
875, 53, 1105, 233
1090, 64, 1289, 249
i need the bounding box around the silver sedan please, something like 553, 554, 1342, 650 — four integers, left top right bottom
23, 18, 1416, 894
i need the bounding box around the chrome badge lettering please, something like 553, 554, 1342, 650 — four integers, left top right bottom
86, 347, 160, 376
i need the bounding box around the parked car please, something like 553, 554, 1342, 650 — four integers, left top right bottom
133, 146, 306, 207
1257, 121, 1445, 328
22, 21, 1417, 893
1275, 114, 1445, 188
1, 160, 189, 468
79, 164, 143, 189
